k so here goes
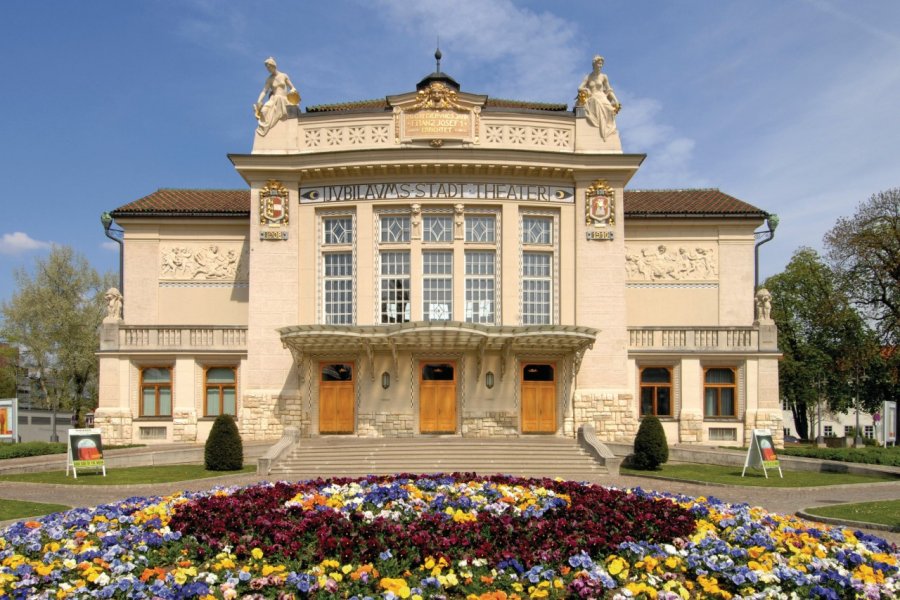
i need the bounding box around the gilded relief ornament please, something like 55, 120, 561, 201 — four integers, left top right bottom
412, 81, 460, 110
259, 180, 289, 227
585, 180, 615, 227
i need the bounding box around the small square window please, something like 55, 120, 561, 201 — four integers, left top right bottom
423, 216, 452, 242
324, 217, 353, 245
380, 216, 410, 243
465, 216, 495, 243
522, 217, 552, 245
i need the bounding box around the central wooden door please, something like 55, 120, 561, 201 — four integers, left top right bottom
319, 362, 354, 433
521, 363, 556, 433
419, 362, 457, 433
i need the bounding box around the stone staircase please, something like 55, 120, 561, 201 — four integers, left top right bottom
267, 436, 609, 482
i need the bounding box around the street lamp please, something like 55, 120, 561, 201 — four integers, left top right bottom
754, 213, 779, 290
100, 212, 124, 307
814, 377, 825, 447
853, 369, 866, 448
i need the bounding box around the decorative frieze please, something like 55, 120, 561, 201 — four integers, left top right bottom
625, 244, 718, 281
160, 244, 249, 281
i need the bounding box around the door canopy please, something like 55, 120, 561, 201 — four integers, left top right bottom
279, 321, 598, 382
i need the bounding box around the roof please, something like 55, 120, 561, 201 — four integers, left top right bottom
306, 97, 568, 114
623, 189, 767, 217
110, 189, 251, 217
111, 188, 766, 218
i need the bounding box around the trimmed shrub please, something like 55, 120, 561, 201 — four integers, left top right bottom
204, 414, 243, 471
632, 416, 669, 470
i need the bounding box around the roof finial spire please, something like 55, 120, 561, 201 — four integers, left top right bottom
435, 38, 442, 73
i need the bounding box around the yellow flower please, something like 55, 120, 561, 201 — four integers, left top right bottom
380, 577, 412, 598
250, 548, 263, 560
607, 556, 628, 577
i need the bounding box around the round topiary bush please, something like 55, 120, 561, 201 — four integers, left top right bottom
632, 415, 668, 470
204, 414, 243, 471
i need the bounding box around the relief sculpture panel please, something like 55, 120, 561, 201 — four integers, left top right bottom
160, 244, 249, 281
625, 244, 718, 281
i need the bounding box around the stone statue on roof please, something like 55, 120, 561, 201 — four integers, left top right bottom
576, 55, 621, 141
104, 287, 123, 322
254, 57, 299, 136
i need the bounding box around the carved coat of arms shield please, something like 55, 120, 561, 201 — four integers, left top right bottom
259, 180, 289, 226
585, 180, 615, 227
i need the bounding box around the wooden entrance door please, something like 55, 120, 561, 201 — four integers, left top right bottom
319, 362, 354, 433
521, 363, 556, 433
419, 362, 457, 433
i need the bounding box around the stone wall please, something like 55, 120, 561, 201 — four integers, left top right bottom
357, 413, 415, 437
462, 411, 518, 437
94, 408, 133, 446
573, 390, 638, 443
678, 409, 703, 444
239, 392, 308, 440
745, 409, 785, 448
172, 410, 197, 442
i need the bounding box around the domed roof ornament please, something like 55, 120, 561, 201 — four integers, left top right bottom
417, 45, 460, 92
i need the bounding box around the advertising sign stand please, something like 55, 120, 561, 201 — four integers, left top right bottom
742, 428, 783, 479
0, 398, 17, 443
66, 428, 106, 478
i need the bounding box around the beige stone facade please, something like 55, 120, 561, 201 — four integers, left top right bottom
96, 66, 781, 448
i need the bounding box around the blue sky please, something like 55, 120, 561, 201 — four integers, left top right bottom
1, 0, 899, 304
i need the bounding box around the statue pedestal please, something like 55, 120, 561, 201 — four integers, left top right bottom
755, 321, 778, 351
100, 319, 121, 351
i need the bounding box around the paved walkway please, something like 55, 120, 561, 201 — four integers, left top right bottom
2, 470, 898, 544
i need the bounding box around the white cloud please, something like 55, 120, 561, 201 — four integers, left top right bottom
101, 241, 120, 252
0, 232, 51, 255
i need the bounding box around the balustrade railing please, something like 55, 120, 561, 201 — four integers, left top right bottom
117, 326, 247, 351
628, 327, 758, 351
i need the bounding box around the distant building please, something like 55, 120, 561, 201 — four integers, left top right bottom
97, 56, 781, 447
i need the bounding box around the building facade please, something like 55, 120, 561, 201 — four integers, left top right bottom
96, 60, 782, 448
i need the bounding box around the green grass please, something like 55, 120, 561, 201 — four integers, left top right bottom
0, 499, 71, 521
776, 445, 900, 467
805, 499, 900, 528
0, 464, 255, 486
621, 463, 898, 487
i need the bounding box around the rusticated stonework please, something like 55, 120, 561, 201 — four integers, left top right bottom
462, 411, 518, 438
94, 408, 134, 446
160, 244, 249, 281
573, 391, 639, 443
678, 409, 704, 444
625, 244, 718, 281
239, 392, 308, 440
357, 413, 415, 437
172, 410, 197, 443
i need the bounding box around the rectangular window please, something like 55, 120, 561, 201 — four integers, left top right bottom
140, 367, 172, 417
640, 367, 673, 417
704, 367, 736, 417
824, 425, 834, 437
205, 367, 237, 417
380, 251, 411, 323
423, 215, 452, 243
324, 252, 353, 324
708, 427, 737, 442
864, 425, 874, 439
323, 217, 353, 245
844, 425, 853, 436
522, 216, 552, 245
380, 215, 410, 243
423, 251, 452, 320
522, 252, 551, 324
465, 216, 496, 243
465, 251, 495, 324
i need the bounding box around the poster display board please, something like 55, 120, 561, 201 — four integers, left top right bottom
66, 428, 106, 478
742, 428, 783, 478
882, 401, 897, 447
0, 398, 16, 442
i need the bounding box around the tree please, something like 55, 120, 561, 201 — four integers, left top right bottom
205, 414, 244, 471
0, 246, 112, 427
0, 345, 17, 398
631, 416, 668, 470
824, 189, 900, 345
764, 248, 880, 439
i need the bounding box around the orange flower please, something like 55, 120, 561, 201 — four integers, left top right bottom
480, 575, 495, 584
24, 521, 41, 529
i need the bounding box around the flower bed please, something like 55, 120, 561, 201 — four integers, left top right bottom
0, 474, 897, 599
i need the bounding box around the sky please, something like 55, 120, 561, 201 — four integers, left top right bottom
1, 0, 899, 305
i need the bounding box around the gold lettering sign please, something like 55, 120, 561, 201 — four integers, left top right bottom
404, 110, 471, 137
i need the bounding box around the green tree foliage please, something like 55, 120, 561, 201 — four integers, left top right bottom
632, 416, 668, 470
0, 345, 17, 398
0, 247, 113, 422
764, 248, 882, 439
824, 188, 900, 345
204, 414, 244, 471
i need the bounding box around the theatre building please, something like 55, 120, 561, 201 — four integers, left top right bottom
96, 58, 782, 450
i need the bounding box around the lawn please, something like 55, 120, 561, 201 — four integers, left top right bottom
0, 441, 143, 461
0, 499, 70, 521
806, 499, 900, 529
0, 464, 255, 485
777, 444, 900, 467
621, 462, 898, 487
